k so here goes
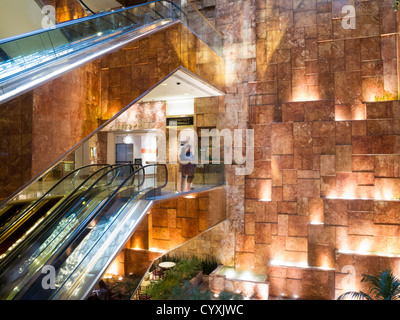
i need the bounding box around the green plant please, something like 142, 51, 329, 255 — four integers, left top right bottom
148, 258, 202, 300
160, 253, 183, 264
103, 275, 141, 300
394, 0, 399, 11
338, 268, 400, 300
199, 255, 220, 275
169, 281, 212, 300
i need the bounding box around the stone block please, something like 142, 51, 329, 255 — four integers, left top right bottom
255, 223, 272, 244
348, 212, 374, 236
352, 155, 374, 172
272, 155, 295, 170
304, 101, 335, 122
374, 155, 400, 178
312, 136, 336, 154
352, 121, 367, 136
294, 147, 313, 170
277, 201, 298, 215
257, 201, 278, 223
321, 176, 336, 196
374, 201, 400, 224
297, 179, 320, 198
373, 135, 400, 155
324, 199, 348, 226
245, 213, 255, 235
286, 236, 308, 252
271, 187, 283, 201
283, 184, 298, 201
336, 145, 352, 172
249, 160, 272, 179
282, 102, 304, 122
336, 121, 352, 145
288, 215, 308, 237
357, 172, 374, 186
235, 234, 255, 253
320, 155, 336, 176
271, 123, 294, 155
352, 136, 373, 154
308, 244, 335, 269
293, 122, 312, 148
282, 170, 298, 185
312, 121, 335, 137
245, 178, 272, 200
309, 197, 324, 224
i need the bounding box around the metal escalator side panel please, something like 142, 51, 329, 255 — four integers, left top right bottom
51, 165, 166, 299
56, 199, 153, 300
0, 196, 64, 256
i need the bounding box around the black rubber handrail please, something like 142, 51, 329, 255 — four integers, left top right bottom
0, 0, 185, 45
0, 164, 111, 241
0, 164, 108, 226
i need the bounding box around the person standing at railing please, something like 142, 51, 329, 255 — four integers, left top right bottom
179, 137, 196, 192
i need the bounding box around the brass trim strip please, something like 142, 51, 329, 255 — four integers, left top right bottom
186, 0, 224, 39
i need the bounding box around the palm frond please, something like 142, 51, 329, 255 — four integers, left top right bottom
362, 269, 400, 300
337, 291, 372, 300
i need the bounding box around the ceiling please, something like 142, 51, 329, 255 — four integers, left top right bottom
139, 69, 224, 102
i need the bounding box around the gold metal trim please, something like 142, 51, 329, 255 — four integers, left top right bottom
186, 0, 224, 39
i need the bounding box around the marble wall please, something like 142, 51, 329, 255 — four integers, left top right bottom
0, 93, 33, 200
42, 0, 87, 23
147, 187, 226, 252
184, 0, 400, 299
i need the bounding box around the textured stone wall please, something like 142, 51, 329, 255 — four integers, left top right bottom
0, 92, 33, 199
147, 187, 226, 252
31, 60, 101, 176
42, 0, 87, 22
185, 0, 400, 299
100, 23, 225, 120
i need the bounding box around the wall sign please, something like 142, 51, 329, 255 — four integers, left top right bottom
166, 116, 194, 127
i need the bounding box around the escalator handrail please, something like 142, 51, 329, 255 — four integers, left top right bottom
0, 164, 111, 239
0, 163, 139, 255
106, 163, 168, 203
1, 163, 108, 215
0, 0, 185, 46
0, 164, 130, 271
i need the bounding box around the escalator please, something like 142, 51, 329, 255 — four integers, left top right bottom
0, 164, 113, 258
0, 163, 166, 300
0, 0, 188, 101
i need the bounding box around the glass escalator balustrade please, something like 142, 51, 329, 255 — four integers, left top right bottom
0, 165, 140, 299
8, 165, 157, 300
0, 0, 223, 100
0, 164, 112, 261
0, 1, 180, 84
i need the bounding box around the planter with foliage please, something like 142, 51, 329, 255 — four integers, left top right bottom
147, 256, 242, 300
338, 268, 400, 300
